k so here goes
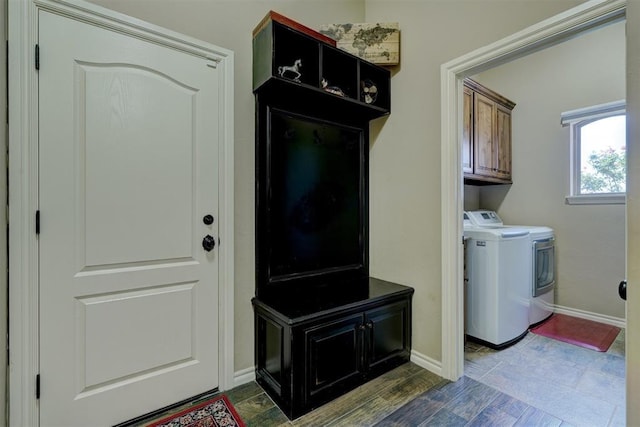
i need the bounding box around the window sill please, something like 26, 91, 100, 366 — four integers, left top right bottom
565, 194, 626, 205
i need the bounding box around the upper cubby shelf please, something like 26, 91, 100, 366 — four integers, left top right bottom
252, 11, 391, 121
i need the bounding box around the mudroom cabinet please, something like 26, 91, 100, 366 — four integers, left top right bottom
251, 11, 413, 420
253, 278, 412, 420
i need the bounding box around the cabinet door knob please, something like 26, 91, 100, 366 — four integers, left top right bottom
366, 321, 374, 329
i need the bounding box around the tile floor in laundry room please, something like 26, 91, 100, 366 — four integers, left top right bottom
225, 329, 625, 426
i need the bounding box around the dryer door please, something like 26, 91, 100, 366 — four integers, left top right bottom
533, 238, 555, 297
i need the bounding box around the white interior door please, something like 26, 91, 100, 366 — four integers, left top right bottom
38, 9, 221, 426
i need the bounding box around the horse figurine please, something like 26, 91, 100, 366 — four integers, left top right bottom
278, 59, 302, 82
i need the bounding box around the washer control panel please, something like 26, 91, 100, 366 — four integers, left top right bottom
466, 210, 503, 227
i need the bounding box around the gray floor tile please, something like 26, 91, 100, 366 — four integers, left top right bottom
607, 330, 625, 357
608, 405, 626, 427
463, 330, 626, 427
464, 351, 501, 380
514, 406, 562, 427
444, 377, 499, 421
233, 392, 280, 423
502, 351, 585, 388
429, 376, 475, 401
607, 339, 625, 358
488, 393, 530, 419
244, 405, 291, 427
480, 361, 616, 426
525, 334, 600, 367
418, 408, 467, 427
576, 369, 625, 406
225, 381, 264, 404
374, 393, 444, 426
587, 352, 626, 379
467, 405, 517, 427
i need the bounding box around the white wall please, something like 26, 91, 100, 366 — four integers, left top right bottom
464, 185, 480, 212
86, 0, 366, 374
364, 0, 585, 362
84, 0, 589, 372
473, 21, 626, 319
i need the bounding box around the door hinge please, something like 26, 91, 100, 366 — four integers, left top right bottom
35, 44, 39, 70
35, 210, 40, 235
36, 374, 40, 399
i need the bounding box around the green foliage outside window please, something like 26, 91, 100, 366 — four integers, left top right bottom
581, 147, 626, 194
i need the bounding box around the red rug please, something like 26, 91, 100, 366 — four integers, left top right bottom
530, 314, 620, 352
147, 395, 245, 427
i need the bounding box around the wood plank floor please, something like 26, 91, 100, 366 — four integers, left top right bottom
226, 330, 626, 427
226, 362, 445, 427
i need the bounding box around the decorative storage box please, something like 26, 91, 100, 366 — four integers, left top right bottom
318, 22, 400, 66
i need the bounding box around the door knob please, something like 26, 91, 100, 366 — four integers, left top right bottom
203, 214, 214, 225
619, 280, 627, 301
202, 235, 216, 252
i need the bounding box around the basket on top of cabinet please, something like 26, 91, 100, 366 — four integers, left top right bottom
252, 11, 391, 121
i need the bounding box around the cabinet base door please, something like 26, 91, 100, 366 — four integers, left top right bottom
367, 301, 411, 373
305, 314, 364, 403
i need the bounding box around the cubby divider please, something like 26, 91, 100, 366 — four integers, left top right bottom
253, 11, 391, 118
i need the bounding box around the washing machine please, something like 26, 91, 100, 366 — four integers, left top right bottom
463, 217, 531, 348
466, 210, 555, 325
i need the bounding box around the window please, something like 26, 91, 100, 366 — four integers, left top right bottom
561, 100, 626, 205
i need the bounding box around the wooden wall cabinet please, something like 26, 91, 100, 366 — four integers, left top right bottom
463, 78, 516, 185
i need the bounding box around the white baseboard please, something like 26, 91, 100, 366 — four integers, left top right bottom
232, 366, 255, 389
553, 304, 626, 329
410, 350, 443, 378
231, 353, 446, 390
230, 304, 623, 392
231, 353, 446, 391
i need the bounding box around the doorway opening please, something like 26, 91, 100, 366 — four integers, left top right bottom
440, 0, 625, 382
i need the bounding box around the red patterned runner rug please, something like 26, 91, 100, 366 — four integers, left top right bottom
147, 395, 245, 427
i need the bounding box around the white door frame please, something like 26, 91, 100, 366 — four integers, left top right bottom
440, 0, 626, 381
8, 1, 235, 425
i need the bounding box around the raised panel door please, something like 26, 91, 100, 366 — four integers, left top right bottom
305, 314, 364, 402
462, 86, 473, 174
474, 92, 496, 177
495, 104, 512, 180
39, 11, 221, 426
365, 301, 409, 373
